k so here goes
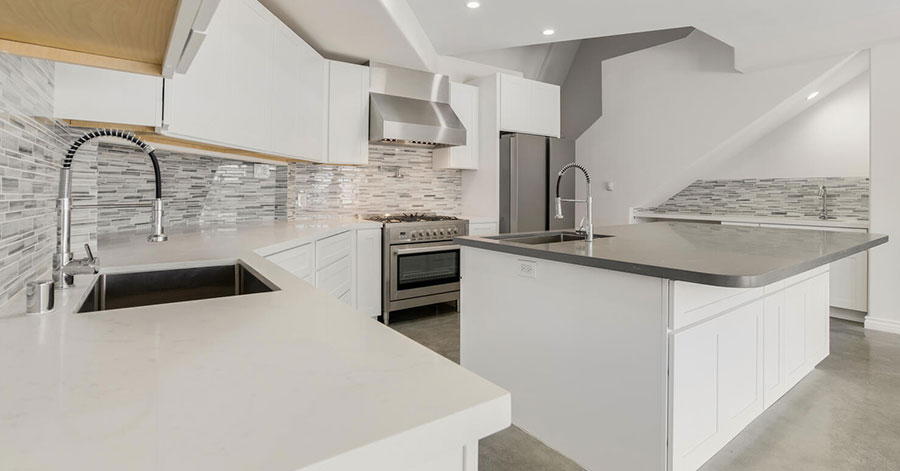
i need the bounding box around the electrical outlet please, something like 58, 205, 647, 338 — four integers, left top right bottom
518, 260, 536, 278
253, 163, 270, 179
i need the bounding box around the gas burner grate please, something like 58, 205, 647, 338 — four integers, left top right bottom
364, 213, 460, 223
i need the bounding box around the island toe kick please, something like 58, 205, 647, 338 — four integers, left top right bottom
459, 246, 831, 471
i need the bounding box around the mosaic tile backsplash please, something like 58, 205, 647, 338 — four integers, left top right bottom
644, 177, 869, 222
91, 141, 287, 233
0, 54, 74, 307
289, 145, 462, 219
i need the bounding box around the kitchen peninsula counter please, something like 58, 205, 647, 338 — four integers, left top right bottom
0, 220, 509, 471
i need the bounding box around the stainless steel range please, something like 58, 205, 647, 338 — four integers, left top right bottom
363, 213, 468, 325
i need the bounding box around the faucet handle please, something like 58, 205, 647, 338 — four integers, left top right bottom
84, 243, 96, 263
575, 216, 588, 234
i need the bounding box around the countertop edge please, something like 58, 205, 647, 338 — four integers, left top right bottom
633, 210, 870, 230
456, 233, 888, 288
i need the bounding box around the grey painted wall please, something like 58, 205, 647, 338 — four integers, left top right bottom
560, 27, 694, 139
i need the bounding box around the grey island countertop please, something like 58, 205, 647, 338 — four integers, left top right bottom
455, 221, 887, 288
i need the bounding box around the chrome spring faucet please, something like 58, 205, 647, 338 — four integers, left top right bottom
54, 129, 168, 289
817, 185, 828, 220
554, 163, 593, 242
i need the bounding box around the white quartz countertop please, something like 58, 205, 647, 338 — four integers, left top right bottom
632, 210, 869, 229
0, 219, 510, 471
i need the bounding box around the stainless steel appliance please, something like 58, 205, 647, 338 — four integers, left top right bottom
368, 62, 467, 148
363, 213, 468, 325
499, 133, 576, 233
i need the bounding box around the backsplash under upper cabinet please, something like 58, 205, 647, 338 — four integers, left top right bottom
0, 54, 79, 308
646, 177, 870, 222
289, 145, 462, 219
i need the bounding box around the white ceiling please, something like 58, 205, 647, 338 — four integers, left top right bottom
406, 0, 900, 70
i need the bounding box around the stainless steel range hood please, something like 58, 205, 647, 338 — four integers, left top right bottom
368, 62, 467, 148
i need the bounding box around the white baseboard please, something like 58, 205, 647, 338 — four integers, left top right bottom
864, 316, 900, 334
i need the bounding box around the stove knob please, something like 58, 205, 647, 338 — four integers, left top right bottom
452, 228, 459, 234
410, 231, 418, 239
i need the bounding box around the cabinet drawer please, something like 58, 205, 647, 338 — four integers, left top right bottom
316, 255, 352, 297
267, 242, 314, 278
316, 230, 352, 269
670, 281, 763, 330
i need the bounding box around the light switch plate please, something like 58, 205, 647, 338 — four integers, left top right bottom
517, 259, 536, 278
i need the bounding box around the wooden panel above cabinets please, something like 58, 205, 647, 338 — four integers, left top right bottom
0, 0, 217, 77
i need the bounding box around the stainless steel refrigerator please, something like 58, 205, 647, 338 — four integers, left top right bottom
499, 133, 576, 233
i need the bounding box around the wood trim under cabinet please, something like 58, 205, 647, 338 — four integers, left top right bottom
64, 119, 312, 165
0, 38, 162, 76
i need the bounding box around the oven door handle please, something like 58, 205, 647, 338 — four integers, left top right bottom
394, 244, 460, 256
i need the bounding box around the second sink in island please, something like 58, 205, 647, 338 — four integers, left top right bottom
455, 221, 887, 471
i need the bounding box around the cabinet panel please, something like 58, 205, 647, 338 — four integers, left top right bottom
434, 82, 479, 170
316, 255, 352, 297
225, 0, 271, 151
296, 38, 327, 161
267, 242, 314, 279
269, 23, 304, 157
54, 63, 162, 126
327, 61, 369, 164
531, 80, 560, 137
499, 74, 531, 134
671, 300, 764, 471
316, 230, 353, 269
164, 0, 229, 142
830, 251, 867, 312
356, 228, 382, 317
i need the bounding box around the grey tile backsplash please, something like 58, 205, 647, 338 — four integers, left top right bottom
0, 51, 462, 308
645, 177, 870, 222
289, 145, 462, 219
0, 54, 74, 307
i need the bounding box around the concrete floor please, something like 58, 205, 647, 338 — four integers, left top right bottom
390, 305, 900, 471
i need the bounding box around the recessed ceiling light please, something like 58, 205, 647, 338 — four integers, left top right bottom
807, 91, 820, 100
542, 29, 555, 36
466, 1, 480, 8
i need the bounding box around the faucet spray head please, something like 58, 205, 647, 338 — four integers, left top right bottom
554, 197, 564, 219
148, 198, 167, 242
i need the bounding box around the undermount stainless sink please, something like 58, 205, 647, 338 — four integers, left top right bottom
498, 232, 613, 245
77, 263, 278, 313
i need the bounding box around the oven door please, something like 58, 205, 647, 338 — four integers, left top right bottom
390, 242, 461, 301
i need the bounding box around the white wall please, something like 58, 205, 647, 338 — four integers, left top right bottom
706, 71, 870, 179
575, 31, 850, 225
867, 40, 900, 334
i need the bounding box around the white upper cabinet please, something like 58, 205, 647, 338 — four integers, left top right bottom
163, 0, 230, 144
499, 74, 560, 137
270, 21, 326, 161
53, 63, 163, 127
163, 0, 327, 161
225, 0, 271, 151
434, 81, 479, 170
326, 60, 370, 165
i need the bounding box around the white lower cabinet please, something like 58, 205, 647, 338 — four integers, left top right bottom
265, 228, 381, 315
671, 299, 764, 471
670, 270, 830, 471
317, 255, 352, 298
356, 228, 382, 318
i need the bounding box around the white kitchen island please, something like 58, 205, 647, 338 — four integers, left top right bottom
456, 222, 886, 471
0, 220, 510, 471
